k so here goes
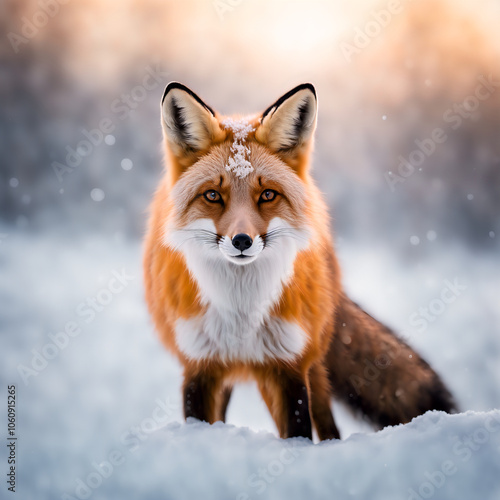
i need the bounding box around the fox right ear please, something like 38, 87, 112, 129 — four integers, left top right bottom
161, 82, 225, 175
255, 83, 317, 176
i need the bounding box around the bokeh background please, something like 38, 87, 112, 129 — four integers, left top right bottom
1, 0, 499, 498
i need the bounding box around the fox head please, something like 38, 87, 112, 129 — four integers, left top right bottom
161, 82, 323, 271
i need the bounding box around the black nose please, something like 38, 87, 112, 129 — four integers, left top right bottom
232, 233, 253, 251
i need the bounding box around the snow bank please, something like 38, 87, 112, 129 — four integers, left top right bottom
63, 410, 500, 500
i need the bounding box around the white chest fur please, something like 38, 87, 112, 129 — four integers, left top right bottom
175, 314, 306, 363
165, 218, 309, 363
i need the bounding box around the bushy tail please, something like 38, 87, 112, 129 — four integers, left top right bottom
326, 293, 455, 428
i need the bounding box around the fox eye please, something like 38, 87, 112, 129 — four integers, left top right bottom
259, 189, 277, 203
203, 190, 221, 203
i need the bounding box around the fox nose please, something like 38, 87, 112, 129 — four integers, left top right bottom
232, 233, 253, 251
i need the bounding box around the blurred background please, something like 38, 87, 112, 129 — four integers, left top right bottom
1, 0, 499, 497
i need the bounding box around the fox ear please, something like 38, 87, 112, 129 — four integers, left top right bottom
255, 83, 317, 174
161, 82, 225, 173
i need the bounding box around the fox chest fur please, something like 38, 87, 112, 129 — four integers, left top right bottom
168, 221, 310, 363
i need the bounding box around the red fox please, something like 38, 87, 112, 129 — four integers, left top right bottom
143, 82, 454, 440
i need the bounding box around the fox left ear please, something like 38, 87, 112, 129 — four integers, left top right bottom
161, 82, 226, 177
255, 83, 317, 175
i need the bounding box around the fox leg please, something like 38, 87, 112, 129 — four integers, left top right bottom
258, 369, 312, 439
257, 380, 287, 437
183, 369, 223, 424
283, 375, 312, 439
309, 362, 340, 440
217, 385, 233, 423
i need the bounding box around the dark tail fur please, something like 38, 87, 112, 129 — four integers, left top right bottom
327, 293, 455, 428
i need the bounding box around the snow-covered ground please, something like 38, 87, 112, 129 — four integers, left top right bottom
0, 227, 499, 499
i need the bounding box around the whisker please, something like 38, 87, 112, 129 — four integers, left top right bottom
264, 228, 308, 241
169, 231, 221, 251
177, 228, 221, 238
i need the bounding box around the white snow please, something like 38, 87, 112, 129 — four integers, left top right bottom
0, 228, 499, 499
221, 117, 255, 178
108, 410, 500, 500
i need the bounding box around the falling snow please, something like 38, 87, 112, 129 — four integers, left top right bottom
426, 230, 437, 241
105, 134, 116, 146
121, 158, 133, 171
90, 188, 105, 201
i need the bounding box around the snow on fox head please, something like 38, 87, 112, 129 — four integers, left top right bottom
161, 82, 319, 270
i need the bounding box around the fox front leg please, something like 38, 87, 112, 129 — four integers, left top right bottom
283, 375, 313, 439
182, 372, 221, 424
260, 370, 313, 439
